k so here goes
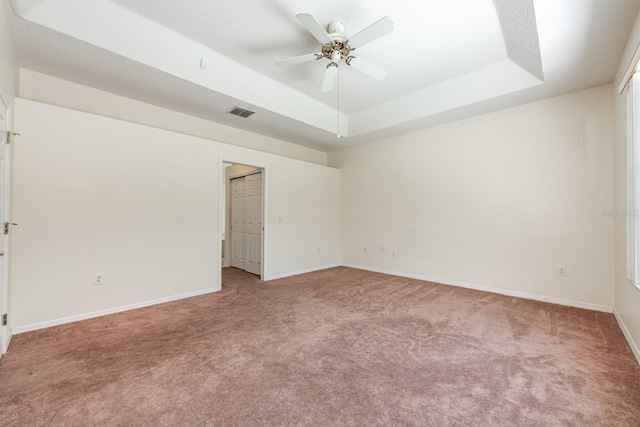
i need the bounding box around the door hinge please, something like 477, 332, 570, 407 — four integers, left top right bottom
2, 314, 6, 326
4, 222, 17, 235
6, 131, 20, 144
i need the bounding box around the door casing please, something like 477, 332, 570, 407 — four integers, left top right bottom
0, 92, 12, 355
218, 158, 267, 288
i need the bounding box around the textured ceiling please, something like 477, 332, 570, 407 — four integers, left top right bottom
7, 0, 640, 152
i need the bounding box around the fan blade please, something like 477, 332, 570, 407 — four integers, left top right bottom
297, 13, 334, 44
347, 56, 388, 80
348, 16, 394, 49
321, 65, 338, 92
275, 53, 320, 67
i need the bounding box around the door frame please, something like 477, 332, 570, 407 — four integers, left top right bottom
218, 157, 268, 289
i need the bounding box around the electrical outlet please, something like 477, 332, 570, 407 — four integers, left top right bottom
94, 273, 104, 285
317, 248, 320, 254
392, 249, 397, 257
363, 247, 367, 254
558, 266, 567, 277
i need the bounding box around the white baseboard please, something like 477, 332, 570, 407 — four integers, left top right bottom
2, 329, 12, 355
12, 287, 219, 335
613, 309, 640, 366
266, 263, 341, 281
341, 264, 613, 313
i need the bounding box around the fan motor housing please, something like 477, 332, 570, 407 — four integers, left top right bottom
327, 21, 347, 42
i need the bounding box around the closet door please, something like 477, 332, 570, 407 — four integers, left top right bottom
230, 177, 246, 270
245, 172, 262, 275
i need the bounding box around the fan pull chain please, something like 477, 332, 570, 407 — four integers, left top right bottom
337, 65, 341, 139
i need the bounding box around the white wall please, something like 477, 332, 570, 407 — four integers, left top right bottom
267, 158, 340, 279
18, 69, 327, 166
0, 2, 15, 107
11, 98, 340, 331
613, 10, 640, 363
329, 85, 614, 311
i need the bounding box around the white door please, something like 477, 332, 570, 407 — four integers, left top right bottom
0, 96, 10, 355
230, 177, 246, 270
229, 171, 263, 276
245, 172, 262, 275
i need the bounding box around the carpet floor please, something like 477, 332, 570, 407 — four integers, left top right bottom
1, 267, 639, 426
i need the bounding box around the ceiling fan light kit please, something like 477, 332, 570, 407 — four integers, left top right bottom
276, 13, 395, 92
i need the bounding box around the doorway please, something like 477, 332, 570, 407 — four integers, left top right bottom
219, 161, 266, 287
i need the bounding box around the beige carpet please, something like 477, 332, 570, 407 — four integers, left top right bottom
1, 267, 639, 426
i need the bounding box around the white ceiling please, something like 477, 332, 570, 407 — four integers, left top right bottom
7, 0, 640, 152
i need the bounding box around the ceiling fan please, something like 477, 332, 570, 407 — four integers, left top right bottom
275, 13, 394, 92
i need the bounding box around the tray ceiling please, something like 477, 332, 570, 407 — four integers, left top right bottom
8, 0, 640, 151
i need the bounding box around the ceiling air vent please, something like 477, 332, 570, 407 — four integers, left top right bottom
227, 106, 256, 118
